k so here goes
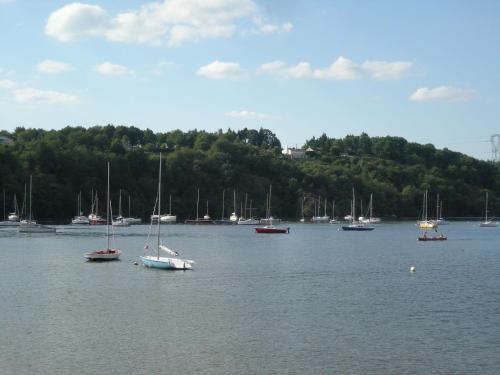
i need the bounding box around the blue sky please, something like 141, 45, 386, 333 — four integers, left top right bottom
0, 0, 499, 159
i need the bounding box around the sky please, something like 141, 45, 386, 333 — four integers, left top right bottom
0, 0, 499, 159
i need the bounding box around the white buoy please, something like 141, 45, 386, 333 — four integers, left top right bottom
410, 266, 416, 272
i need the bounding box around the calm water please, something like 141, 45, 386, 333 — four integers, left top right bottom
1, 222, 499, 374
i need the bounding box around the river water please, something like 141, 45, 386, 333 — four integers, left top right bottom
0, 222, 499, 374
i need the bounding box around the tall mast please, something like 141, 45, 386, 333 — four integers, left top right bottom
233, 189, 236, 216
485, 192, 489, 222
332, 200, 335, 219
370, 194, 373, 220
106, 163, 110, 250
157, 153, 162, 258
196, 188, 200, 220
29, 175, 32, 222
169, 194, 172, 215
301, 195, 304, 219
269, 184, 272, 218
129, 195, 131, 217
244, 192, 248, 219
2, 188, 5, 221
221, 189, 225, 219
118, 189, 122, 217
436, 193, 439, 221
324, 197, 327, 217
352, 188, 355, 223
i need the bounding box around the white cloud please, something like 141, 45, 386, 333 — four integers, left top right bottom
253, 17, 293, 34
152, 59, 175, 75
45, 0, 289, 47
94, 62, 134, 75
0, 79, 16, 89
226, 110, 274, 120
362, 60, 413, 80
0, 0, 15, 4
259, 56, 412, 81
197, 60, 247, 80
13, 88, 78, 103
37, 59, 73, 74
45, 3, 108, 42
409, 86, 477, 102
313, 56, 361, 80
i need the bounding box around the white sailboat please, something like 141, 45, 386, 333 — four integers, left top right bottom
229, 189, 238, 222
479, 191, 498, 227
71, 191, 89, 225
238, 196, 260, 225
112, 189, 130, 227
160, 194, 177, 223
0, 190, 20, 226
122, 195, 142, 224
311, 196, 329, 223
329, 200, 339, 224
360, 194, 381, 224
432, 194, 449, 225
85, 162, 122, 260
141, 153, 194, 270
418, 190, 437, 229
18, 175, 56, 233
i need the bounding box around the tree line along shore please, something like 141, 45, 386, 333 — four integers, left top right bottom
0, 126, 498, 223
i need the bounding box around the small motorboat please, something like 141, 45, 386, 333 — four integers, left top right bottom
255, 226, 290, 234
341, 224, 375, 231
417, 234, 447, 241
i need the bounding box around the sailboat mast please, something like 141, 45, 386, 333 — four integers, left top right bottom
222, 189, 225, 219
301, 195, 304, 219
29, 175, 32, 222
196, 189, 200, 220
2, 188, 5, 221
436, 193, 439, 221
269, 184, 272, 218
370, 194, 373, 220
233, 189, 236, 216
332, 200, 335, 219
485, 192, 489, 222
352, 188, 355, 223
119, 189, 122, 217
169, 194, 172, 215
324, 197, 327, 217
157, 153, 162, 259
106, 163, 110, 250
244, 192, 248, 219
129, 195, 131, 217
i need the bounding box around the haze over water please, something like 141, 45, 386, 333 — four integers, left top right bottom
1, 222, 499, 374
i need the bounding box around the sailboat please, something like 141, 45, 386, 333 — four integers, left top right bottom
112, 189, 130, 226
299, 195, 306, 223
71, 191, 89, 225
342, 188, 374, 231
432, 194, 448, 225
238, 195, 260, 225
88, 190, 106, 225
215, 189, 234, 225
418, 190, 437, 229
85, 162, 122, 260
141, 153, 193, 270
0, 190, 20, 226
160, 194, 176, 223
122, 194, 142, 224
329, 200, 339, 224
18, 175, 56, 233
229, 189, 238, 222
256, 185, 289, 233
479, 191, 498, 227
184, 189, 214, 224
360, 194, 381, 224
311, 196, 329, 223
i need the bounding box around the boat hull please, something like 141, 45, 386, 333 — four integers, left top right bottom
418, 236, 447, 241
85, 249, 122, 260
255, 227, 289, 234
184, 219, 214, 225
479, 221, 498, 227
140, 256, 193, 270
342, 225, 374, 231
18, 223, 56, 233
0, 220, 20, 226
237, 219, 260, 225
